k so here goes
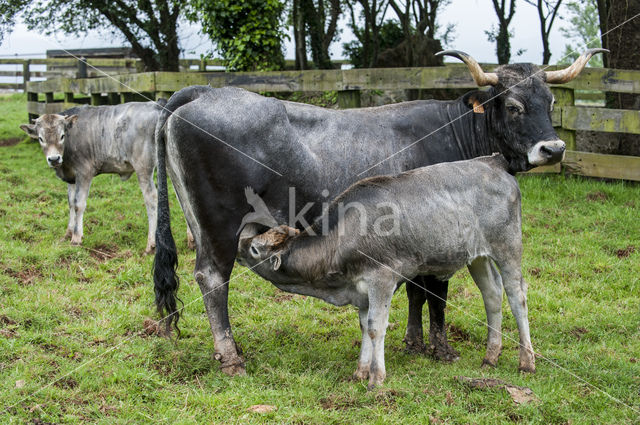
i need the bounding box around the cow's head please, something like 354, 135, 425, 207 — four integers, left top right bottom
238, 225, 301, 282
438, 49, 607, 172
20, 114, 78, 168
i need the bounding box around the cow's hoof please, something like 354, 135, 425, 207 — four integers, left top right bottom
219, 361, 246, 376
430, 341, 460, 362
403, 338, 427, 354
70, 239, 82, 246
144, 246, 156, 255
187, 239, 196, 250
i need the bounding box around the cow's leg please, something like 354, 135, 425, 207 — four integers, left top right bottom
468, 257, 504, 367
194, 243, 246, 376
367, 278, 396, 389
186, 223, 195, 250
136, 171, 158, 254
405, 276, 459, 361
499, 263, 535, 373
63, 183, 76, 240
353, 307, 373, 381
70, 177, 92, 245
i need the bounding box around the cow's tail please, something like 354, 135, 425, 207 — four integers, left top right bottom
153, 85, 211, 335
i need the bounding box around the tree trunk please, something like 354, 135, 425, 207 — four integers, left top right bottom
600, 0, 640, 155
293, 0, 309, 70
496, 23, 511, 64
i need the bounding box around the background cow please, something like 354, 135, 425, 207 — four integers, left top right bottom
21, 101, 166, 253
153, 49, 605, 375
238, 154, 533, 389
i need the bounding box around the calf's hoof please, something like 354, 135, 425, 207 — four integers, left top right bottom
518, 363, 536, 374
70, 239, 82, 246
481, 358, 498, 368
367, 373, 386, 390
144, 246, 156, 255
352, 366, 370, 381
187, 238, 196, 250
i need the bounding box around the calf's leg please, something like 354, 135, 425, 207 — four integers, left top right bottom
136, 170, 158, 254
63, 183, 77, 240
468, 257, 504, 367
404, 276, 458, 361
70, 177, 92, 245
367, 279, 396, 389
500, 265, 535, 373
353, 307, 373, 381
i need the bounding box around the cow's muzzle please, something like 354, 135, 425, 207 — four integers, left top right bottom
527, 140, 565, 166
47, 154, 63, 168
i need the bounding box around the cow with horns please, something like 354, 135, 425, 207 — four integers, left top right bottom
153, 49, 606, 375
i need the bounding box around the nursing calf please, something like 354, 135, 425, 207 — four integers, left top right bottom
238, 155, 534, 388
20, 101, 165, 253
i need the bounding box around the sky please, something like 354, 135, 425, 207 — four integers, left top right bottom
0, 0, 575, 65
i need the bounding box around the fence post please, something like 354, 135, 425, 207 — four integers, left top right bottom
22, 60, 31, 92
552, 86, 576, 151
27, 89, 38, 122
337, 90, 361, 109
77, 57, 87, 79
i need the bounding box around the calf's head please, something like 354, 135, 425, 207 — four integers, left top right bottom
238, 225, 301, 283
438, 48, 607, 172
20, 114, 78, 168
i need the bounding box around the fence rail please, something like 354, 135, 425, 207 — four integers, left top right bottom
21, 64, 640, 182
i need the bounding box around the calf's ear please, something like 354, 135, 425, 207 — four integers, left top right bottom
462, 90, 492, 114
65, 115, 78, 128
271, 252, 282, 270
20, 124, 38, 139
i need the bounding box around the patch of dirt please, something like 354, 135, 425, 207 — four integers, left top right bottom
88, 244, 119, 261
0, 138, 21, 147
54, 376, 78, 389
247, 404, 277, 413
586, 191, 608, 202
374, 388, 405, 410
456, 376, 539, 405
0, 315, 17, 325
616, 245, 636, 258
30, 419, 55, 425
0, 328, 18, 338
528, 267, 541, 277
3, 266, 43, 286
142, 318, 170, 337
570, 327, 589, 340
447, 323, 470, 342
272, 293, 295, 303
319, 394, 362, 410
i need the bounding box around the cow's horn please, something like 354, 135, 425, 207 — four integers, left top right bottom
544, 48, 609, 84
436, 50, 499, 86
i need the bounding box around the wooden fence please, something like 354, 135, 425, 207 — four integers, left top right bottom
23, 64, 640, 181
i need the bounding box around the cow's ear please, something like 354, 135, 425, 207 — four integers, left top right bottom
20, 124, 38, 139
462, 90, 492, 114
65, 115, 78, 128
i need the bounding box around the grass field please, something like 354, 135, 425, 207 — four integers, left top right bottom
0, 93, 639, 424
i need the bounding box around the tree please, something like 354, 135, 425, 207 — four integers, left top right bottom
524, 0, 563, 64
291, 0, 309, 70
379, 0, 450, 67
344, 19, 405, 68
300, 0, 343, 69
343, 0, 390, 68
597, 0, 640, 155
559, 0, 602, 67
189, 0, 286, 71
20, 0, 184, 71
486, 0, 517, 64
0, 0, 27, 43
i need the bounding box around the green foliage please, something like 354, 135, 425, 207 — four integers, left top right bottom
559, 0, 603, 66
0, 0, 27, 42
189, 0, 287, 71
343, 19, 405, 68
0, 94, 639, 422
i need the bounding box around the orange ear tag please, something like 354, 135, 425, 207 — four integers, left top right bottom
473, 99, 485, 114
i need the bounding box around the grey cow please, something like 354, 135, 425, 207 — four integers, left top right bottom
20, 101, 166, 253
238, 154, 533, 389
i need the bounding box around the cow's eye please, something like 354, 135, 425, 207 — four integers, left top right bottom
506, 104, 522, 115
60, 134, 65, 141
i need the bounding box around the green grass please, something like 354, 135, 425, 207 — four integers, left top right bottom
0, 94, 639, 424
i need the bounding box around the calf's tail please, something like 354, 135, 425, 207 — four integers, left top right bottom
153, 86, 211, 335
